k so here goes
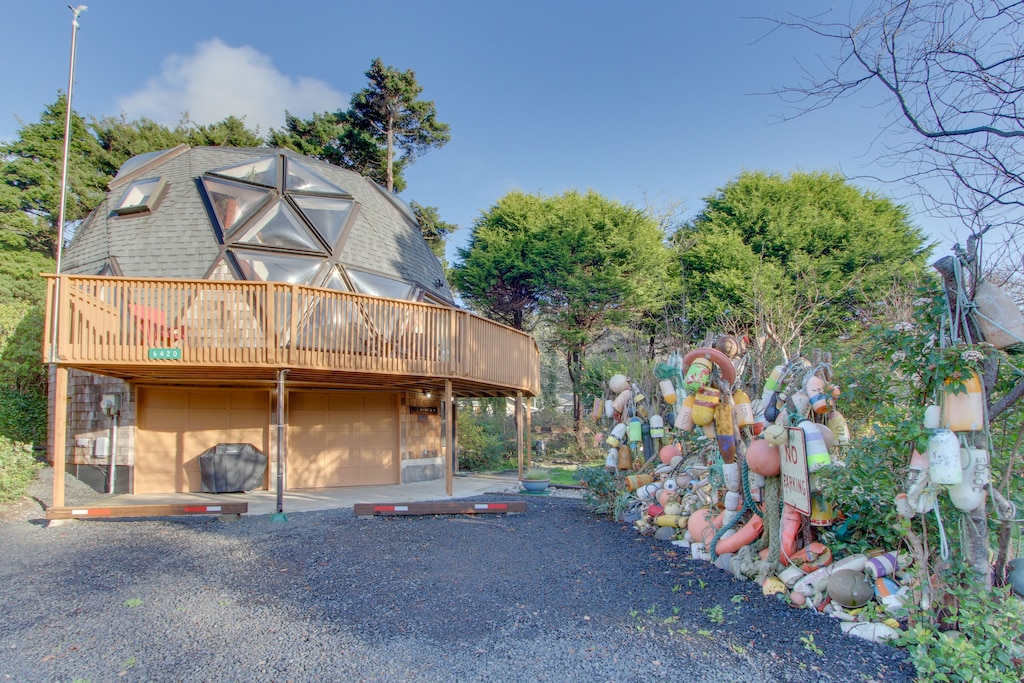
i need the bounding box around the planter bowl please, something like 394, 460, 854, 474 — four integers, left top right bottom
522, 479, 550, 492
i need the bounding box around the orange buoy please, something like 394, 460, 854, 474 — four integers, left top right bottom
746, 438, 781, 477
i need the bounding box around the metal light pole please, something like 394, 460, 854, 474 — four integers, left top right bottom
49, 4, 87, 362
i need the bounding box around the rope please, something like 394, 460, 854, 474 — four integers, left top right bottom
763, 475, 782, 575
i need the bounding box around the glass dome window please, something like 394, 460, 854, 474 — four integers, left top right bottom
322, 266, 349, 291
112, 177, 167, 215
346, 268, 413, 300
112, 147, 184, 183
231, 250, 322, 285
233, 200, 324, 253
292, 195, 354, 249
285, 159, 349, 195
209, 156, 279, 188
201, 176, 274, 238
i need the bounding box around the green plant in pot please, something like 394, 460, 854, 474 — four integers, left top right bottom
521, 466, 550, 492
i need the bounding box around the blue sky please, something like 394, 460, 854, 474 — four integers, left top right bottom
1, 1, 959, 263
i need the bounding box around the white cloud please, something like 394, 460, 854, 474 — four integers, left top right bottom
115, 39, 345, 134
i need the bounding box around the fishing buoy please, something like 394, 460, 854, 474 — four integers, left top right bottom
763, 391, 780, 423
604, 399, 614, 419
923, 404, 941, 430
682, 347, 737, 387
714, 334, 741, 358
674, 394, 695, 431
612, 389, 633, 414
746, 438, 781, 477
606, 422, 627, 447
649, 414, 665, 439
733, 389, 755, 428
948, 448, 989, 511
790, 391, 810, 416
659, 443, 682, 465
624, 473, 654, 492
941, 372, 984, 432
800, 421, 831, 472
683, 356, 714, 392
609, 374, 630, 394
826, 411, 851, 446
973, 281, 1024, 349
926, 429, 962, 485
805, 375, 830, 415
763, 423, 788, 447
691, 386, 720, 426
605, 447, 618, 470
659, 379, 677, 405
617, 444, 633, 471
627, 417, 643, 443
764, 364, 785, 393
715, 400, 736, 463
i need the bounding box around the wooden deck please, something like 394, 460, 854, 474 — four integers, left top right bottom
45, 274, 540, 396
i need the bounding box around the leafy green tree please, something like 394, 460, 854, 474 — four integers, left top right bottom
348, 58, 450, 193
269, 59, 450, 196
676, 170, 930, 355
91, 115, 188, 174
454, 190, 675, 443
186, 114, 263, 148
0, 96, 108, 257
409, 200, 456, 262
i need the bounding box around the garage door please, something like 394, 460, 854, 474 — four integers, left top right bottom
135, 388, 270, 494
288, 391, 397, 489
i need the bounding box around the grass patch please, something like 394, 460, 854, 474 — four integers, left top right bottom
0, 434, 41, 503
539, 462, 602, 486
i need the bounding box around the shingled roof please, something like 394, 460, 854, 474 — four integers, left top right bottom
63, 146, 455, 305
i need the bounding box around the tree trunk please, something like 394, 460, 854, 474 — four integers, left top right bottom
566, 346, 586, 451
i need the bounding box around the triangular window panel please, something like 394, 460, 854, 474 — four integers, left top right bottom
346, 268, 414, 300
231, 249, 323, 285
210, 156, 279, 188
205, 258, 238, 281
201, 176, 273, 238
233, 199, 325, 253
293, 195, 354, 249
285, 159, 348, 195
322, 266, 349, 291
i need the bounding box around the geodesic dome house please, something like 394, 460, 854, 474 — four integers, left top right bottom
46, 146, 539, 502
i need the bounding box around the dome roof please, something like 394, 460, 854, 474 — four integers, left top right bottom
64, 146, 454, 305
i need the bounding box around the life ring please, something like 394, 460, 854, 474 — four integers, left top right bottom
711, 514, 763, 555
682, 347, 736, 385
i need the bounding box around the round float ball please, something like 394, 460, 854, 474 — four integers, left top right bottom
714, 335, 741, 358
608, 374, 630, 394
764, 423, 788, 447
659, 443, 682, 466
687, 508, 716, 542
663, 478, 679, 492
746, 438, 781, 477
827, 569, 875, 608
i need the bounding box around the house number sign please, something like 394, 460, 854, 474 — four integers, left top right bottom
148, 347, 182, 360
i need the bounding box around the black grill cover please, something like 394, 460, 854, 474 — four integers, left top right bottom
199, 443, 267, 493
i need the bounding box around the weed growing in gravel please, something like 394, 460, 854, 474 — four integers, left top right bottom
705, 605, 725, 624
671, 584, 681, 593
801, 633, 824, 656
729, 642, 747, 656
123, 598, 143, 608
698, 628, 713, 638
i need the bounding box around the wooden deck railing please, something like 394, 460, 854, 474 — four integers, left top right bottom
44, 275, 540, 395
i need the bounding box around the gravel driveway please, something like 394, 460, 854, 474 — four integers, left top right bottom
0, 474, 915, 683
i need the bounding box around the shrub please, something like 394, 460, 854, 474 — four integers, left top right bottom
897, 563, 1024, 682
0, 434, 41, 503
